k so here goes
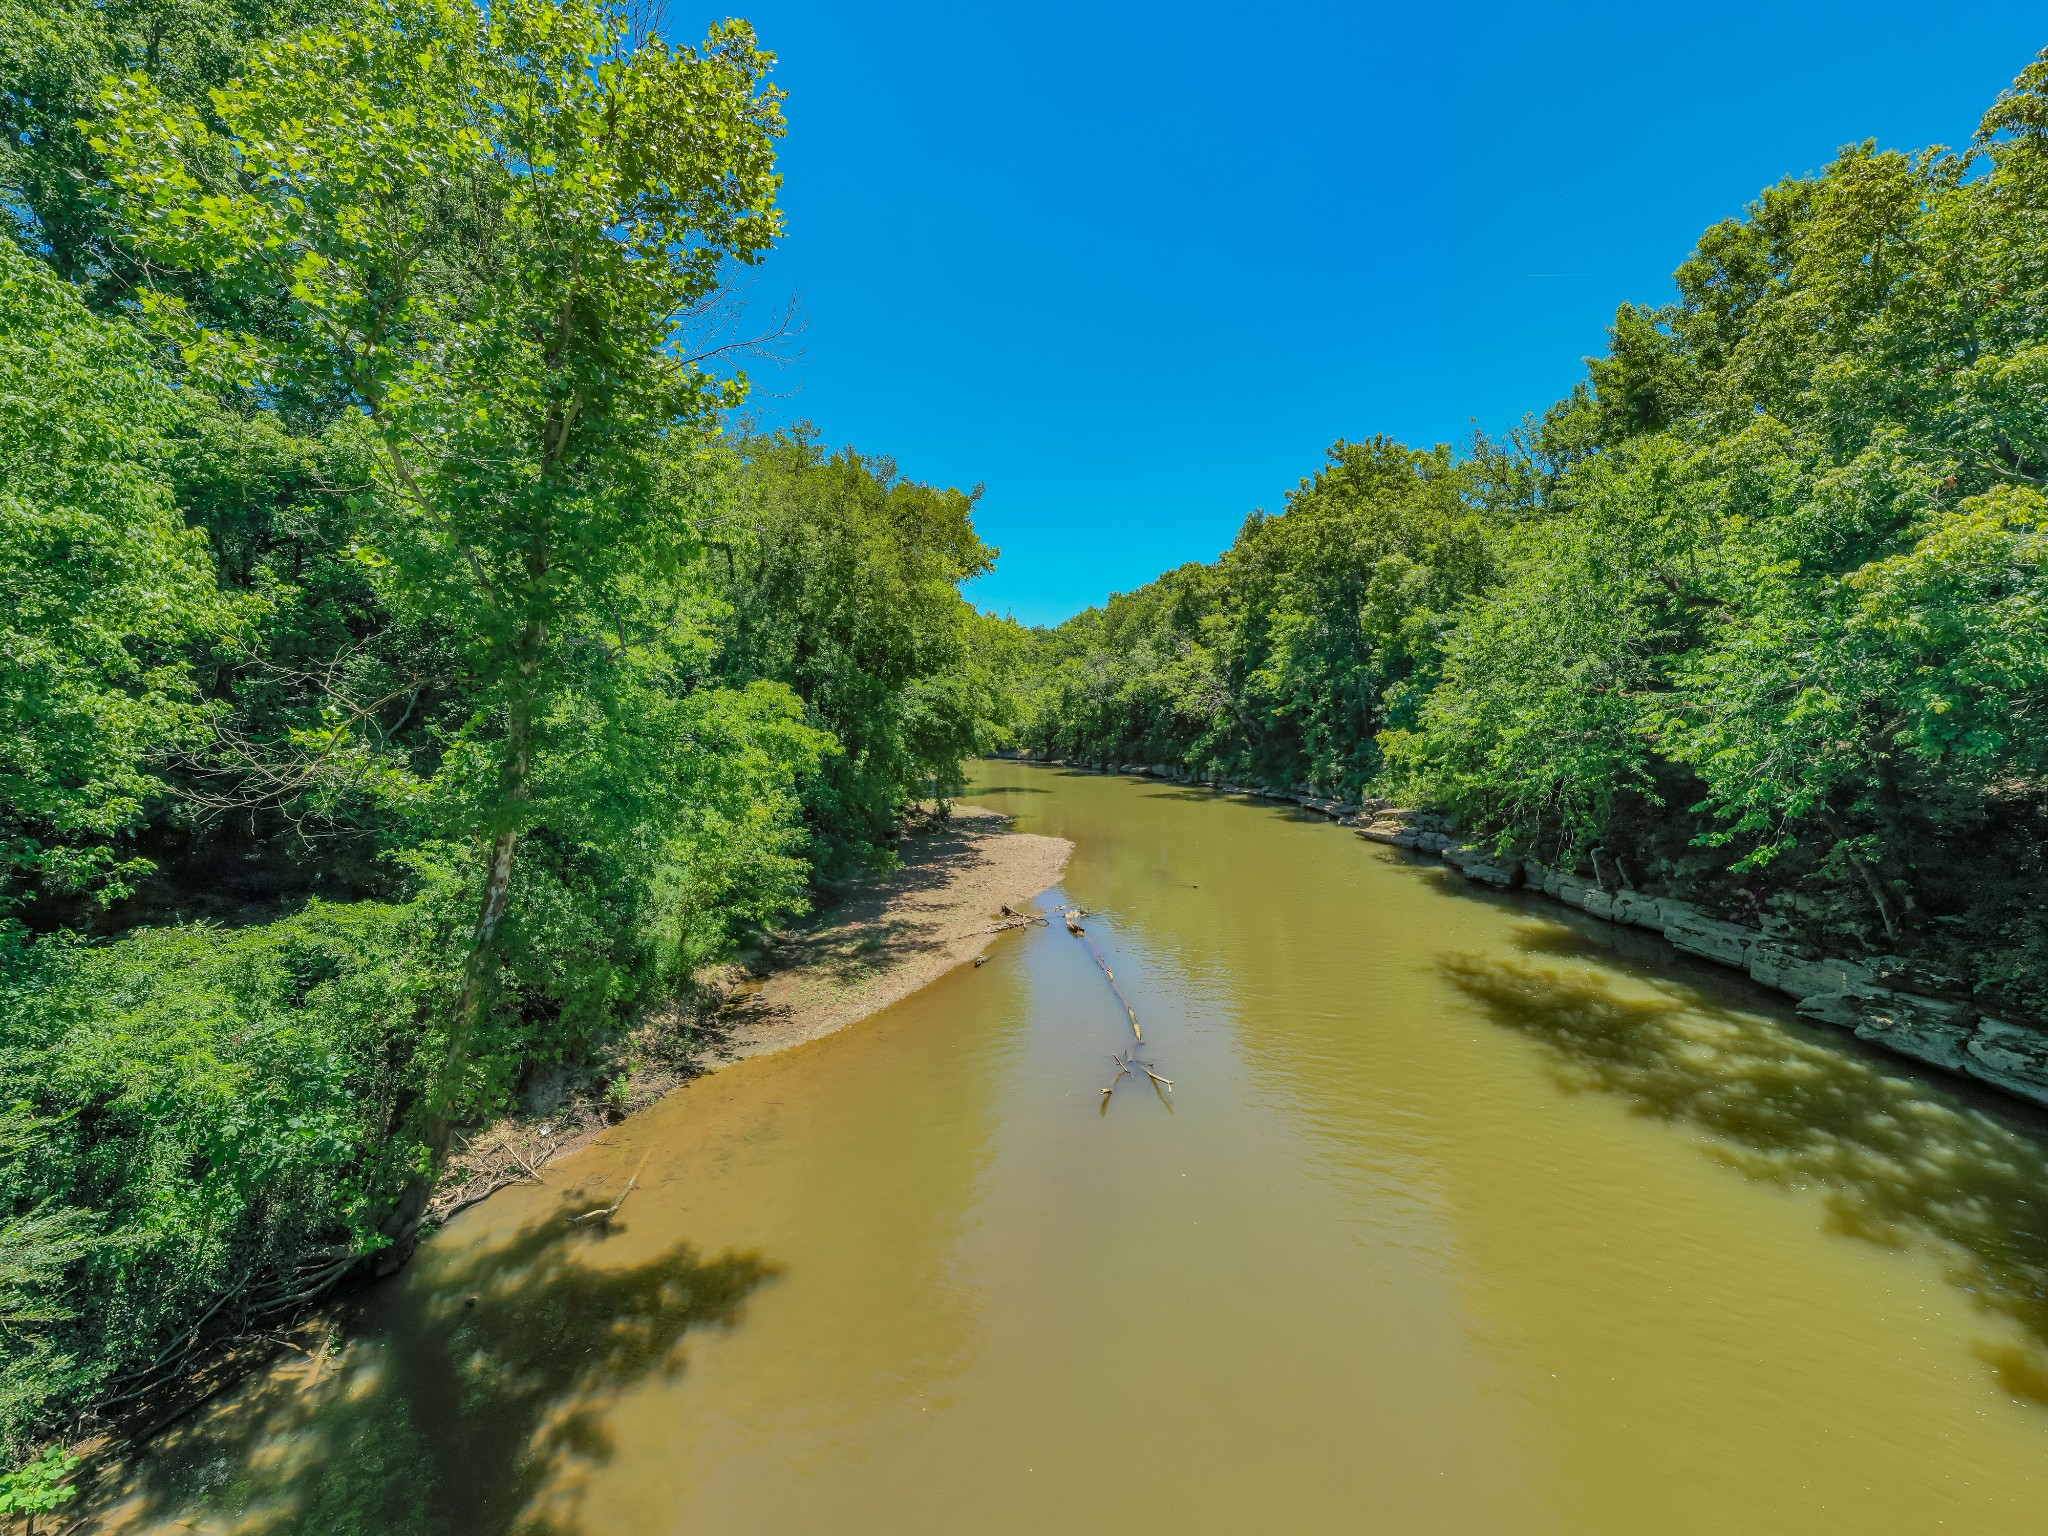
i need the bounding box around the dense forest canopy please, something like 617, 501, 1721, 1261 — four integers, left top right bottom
992, 52, 2048, 1036
0, 0, 1009, 1476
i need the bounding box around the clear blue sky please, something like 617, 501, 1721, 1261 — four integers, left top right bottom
668, 1, 2047, 626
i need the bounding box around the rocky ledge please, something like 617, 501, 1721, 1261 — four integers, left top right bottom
1352, 811, 2048, 1110
1001, 754, 2048, 1111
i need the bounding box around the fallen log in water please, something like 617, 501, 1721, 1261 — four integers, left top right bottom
1062, 909, 1170, 1101
1063, 910, 1144, 1045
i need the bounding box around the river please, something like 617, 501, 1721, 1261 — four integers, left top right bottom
99, 761, 2048, 1533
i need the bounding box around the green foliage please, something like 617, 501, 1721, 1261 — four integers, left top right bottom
98, 0, 793, 1155
0, 0, 352, 298
1383, 433, 1725, 857
0, 1446, 79, 1520
96, 0, 786, 782
0, 898, 447, 1456
408, 670, 829, 1116
0, 239, 242, 907
0, 1106, 97, 1336
0, 0, 998, 1464
709, 432, 1005, 870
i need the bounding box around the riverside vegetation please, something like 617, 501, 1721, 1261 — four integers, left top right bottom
0, 0, 1017, 1490
9, 0, 2048, 1513
990, 53, 2048, 1065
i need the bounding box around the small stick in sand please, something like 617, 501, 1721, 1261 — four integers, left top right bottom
507, 1143, 546, 1183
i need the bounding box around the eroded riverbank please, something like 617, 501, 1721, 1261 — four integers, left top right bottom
88, 763, 2048, 1535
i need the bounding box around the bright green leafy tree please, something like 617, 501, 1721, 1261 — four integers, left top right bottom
97, 0, 787, 1226
0, 0, 352, 299
0, 239, 241, 908
708, 431, 1005, 868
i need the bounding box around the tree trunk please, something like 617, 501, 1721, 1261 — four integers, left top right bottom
375, 614, 543, 1267
1848, 851, 1902, 945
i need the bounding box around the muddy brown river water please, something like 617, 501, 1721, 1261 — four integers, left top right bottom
98, 762, 2048, 1533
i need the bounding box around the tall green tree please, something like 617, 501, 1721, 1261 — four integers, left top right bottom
98, 0, 787, 1226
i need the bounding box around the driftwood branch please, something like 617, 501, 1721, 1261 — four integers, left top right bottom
1067, 910, 1173, 1103
567, 1150, 651, 1228
1066, 911, 1145, 1046
987, 903, 1051, 936
301, 1330, 337, 1395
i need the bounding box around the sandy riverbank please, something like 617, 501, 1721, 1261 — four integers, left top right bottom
430, 803, 1070, 1219
704, 803, 1072, 1065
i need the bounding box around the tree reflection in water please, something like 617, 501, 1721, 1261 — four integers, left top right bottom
1443, 929, 2048, 1406
107, 1221, 777, 1535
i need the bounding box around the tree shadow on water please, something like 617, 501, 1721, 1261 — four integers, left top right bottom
1442, 938, 2048, 1408
101, 1221, 778, 1535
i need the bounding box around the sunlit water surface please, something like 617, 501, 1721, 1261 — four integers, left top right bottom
95, 763, 2048, 1533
